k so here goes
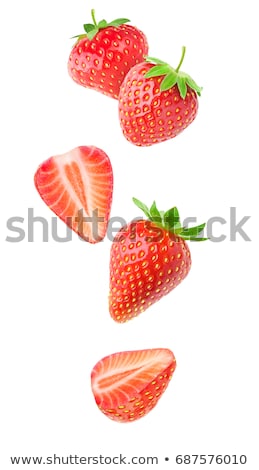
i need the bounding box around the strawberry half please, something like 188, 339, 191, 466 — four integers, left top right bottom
91, 348, 176, 423
68, 9, 148, 99
34, 146, 113, 243
118, 47, 202, 146
109, 198, 207, 322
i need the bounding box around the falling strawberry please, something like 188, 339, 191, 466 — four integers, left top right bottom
91, 348, 176, 422
34, 146, 113, 243
109, 198, 206, 322
118, 47, 202, 146
68, 9, 148, 99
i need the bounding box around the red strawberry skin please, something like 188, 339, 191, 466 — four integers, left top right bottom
118, 62, 199, 146
68, 25, 148, 99
109, 220, 191, 322
91, 348, 176, 423
34, 146, 113, 243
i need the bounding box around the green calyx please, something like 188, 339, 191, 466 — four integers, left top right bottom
144, 47, 202, 99
133, 198, 207, 242
71, 9, 130, 41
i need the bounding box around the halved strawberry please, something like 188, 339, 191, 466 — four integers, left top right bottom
91, 348, 176, 423
34, 146, 113, 243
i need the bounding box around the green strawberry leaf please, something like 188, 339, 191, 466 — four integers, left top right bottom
180, 223, 206, 237
177, 76, 187, 99
185, 74, 203, 96
143, 47, 202, 99
87, 28, 99, 41
145, 57, 168, 66
159, 210, 165, 224
191, 237, 208, 241
149, 201, 162, 224
173, 224, 185, 234
133, 198, 151, 219
108, 18, 130, 27
71, 34, 87, 40
144, 65, 171, 78
97, 20, 108, 29
83, 23, 96, 33
160, 73, 178, 92
164, 207, 180, 229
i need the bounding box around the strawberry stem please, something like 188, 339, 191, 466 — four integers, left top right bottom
91, 9, 98, 27
175, 46, 186, 73
71, 11, 130, 42
144, 50, 202, 99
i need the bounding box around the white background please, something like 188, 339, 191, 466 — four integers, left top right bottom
0, 0, 258, 468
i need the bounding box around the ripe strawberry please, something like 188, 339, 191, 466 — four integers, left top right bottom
34, 146, 113, 243
91, 348, 176, 422
118, 47, 202, 146
68, 9, 148, 99
109, 198, 206, 322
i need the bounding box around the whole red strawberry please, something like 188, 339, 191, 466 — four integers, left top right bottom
118, 47, 202, 145
68, 9, 148, 99
109, 198, 206, 322
91, 348, 176, 422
